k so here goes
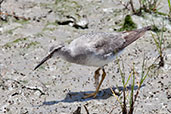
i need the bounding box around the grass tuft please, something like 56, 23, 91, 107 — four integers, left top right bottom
119, 15, 137, 31
151, 24, 165, 68
111, 56, 151, 114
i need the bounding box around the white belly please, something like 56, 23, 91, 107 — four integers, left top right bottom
84, 51, 123, 67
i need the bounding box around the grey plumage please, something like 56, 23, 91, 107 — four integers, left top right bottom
34, 26, 151, 68
34, 26, 151, 98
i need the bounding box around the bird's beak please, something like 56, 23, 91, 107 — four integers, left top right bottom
34, 53, 52, 70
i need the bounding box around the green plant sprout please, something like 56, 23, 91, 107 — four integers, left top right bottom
119, 15, 137, 31
151, 23, 165, 68
111, 56, 151, 114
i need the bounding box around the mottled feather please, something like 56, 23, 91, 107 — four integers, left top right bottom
68, 32, 125, 58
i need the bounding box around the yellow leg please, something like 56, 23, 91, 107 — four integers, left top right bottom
84, 68, 106, 98
94, 68, 101, 88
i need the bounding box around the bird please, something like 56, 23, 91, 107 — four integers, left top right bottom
34, 26, 151, 98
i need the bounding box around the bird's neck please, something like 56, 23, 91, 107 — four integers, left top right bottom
57, 47, 72, 61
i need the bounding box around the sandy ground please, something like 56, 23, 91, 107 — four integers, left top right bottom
0, 0, 171, 114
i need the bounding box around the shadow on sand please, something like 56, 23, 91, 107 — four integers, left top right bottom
41, 84, 145, 106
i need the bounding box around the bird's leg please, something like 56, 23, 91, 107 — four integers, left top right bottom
83, 68, 106, 98
94, 68, 101, 88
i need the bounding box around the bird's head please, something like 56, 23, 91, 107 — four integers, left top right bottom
34, 44, 64, 70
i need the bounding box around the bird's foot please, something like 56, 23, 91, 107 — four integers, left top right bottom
83, 92, 98, 99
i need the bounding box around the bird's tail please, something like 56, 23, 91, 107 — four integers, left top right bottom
122, 26, 152, 48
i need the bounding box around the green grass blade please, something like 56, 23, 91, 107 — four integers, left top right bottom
124, 71, 132, 87
140, 54, 146, 82
168, 0, 171, 10
151, 33, 160, 53
140, 69, 149, 85
110, 88, 123, 108
129, 66, 135, 107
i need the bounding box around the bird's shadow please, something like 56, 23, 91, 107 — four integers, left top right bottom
42, 84, 145, 106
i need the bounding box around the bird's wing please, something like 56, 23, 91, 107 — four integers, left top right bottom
68, 32, 126, 58
91, 26, 151, 57
91, 33, 126, 56
68, 26, 151, 58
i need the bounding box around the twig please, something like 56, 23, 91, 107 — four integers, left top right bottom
130, 0, 136, 13
84, 105, 89, 114
109, 105, 119, 114
22, 86, 45, 96
0, 0, 4, 8
128, 66, 135, 114
0, 11, 30, 21
2, 78, 46, 96
119, 0, 130, 10
73, 106, 81, 114
123, 85, 127, 114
